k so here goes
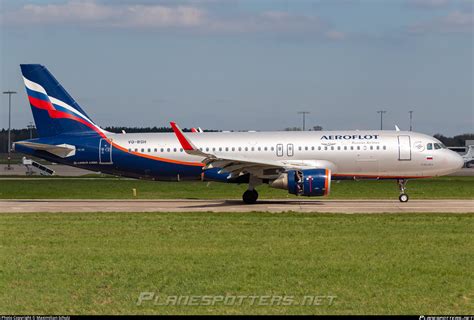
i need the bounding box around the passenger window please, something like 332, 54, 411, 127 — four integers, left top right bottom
174, 148, 177, 152
324, 146, 328, 151
427, 143, 433, 150
376, 146, 379, 150
128, 148, 132, 152
212, 147, 216, 152
318, 146, 321, 151
264, 147, 268, 151
331, 146, 334, 150
337, 146, 341, 150
344, 146, 347, 150
258, 147, 261, 151
232, 147, 235, 151
370, 146, 373, 150
350, 146, 354, 150
167, 148, 170, 152
271, 147, 274, 151
147, 148, 151, 152
154, 148, 157, 152
298, 146, 302, 151
311, 146, 315, 151
245, 147, 248, 151
180, 148, 183, 152
135, 148, 138, 152
383, 146, 386, 150
238, 147, 242, 151
160, 148, 164, 152
219, 147, 222, 152
226, 147, 229, 151
141, 148, 145, 152
251, 147, 254, 151
357, 146, 360, 150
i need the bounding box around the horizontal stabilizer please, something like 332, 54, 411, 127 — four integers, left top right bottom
14, 141, 76, 158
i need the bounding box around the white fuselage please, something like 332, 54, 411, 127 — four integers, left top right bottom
111, 130, 464, 179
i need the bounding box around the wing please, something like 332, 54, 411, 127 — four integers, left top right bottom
170, 122, 335, 179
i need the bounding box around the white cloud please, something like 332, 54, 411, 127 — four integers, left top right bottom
2, 0, 208, 28
1, 1, 343, 40
409, 10, 474, 33
325, 30, 346, 40
120, 5, 206, 28
204, 10, 327, 35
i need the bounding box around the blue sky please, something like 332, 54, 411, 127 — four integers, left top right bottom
1, 0, 473, 135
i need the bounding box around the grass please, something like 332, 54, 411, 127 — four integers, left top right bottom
0, 176, 473, 200
0, 212, 472, 314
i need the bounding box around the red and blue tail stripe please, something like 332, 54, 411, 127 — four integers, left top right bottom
21, 64, 106, 138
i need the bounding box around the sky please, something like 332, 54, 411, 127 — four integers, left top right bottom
0, 0, 473, 136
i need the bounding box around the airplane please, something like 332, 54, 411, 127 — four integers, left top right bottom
13, 64, 464, 203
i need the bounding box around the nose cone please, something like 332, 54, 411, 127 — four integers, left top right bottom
448, 151, 464, 172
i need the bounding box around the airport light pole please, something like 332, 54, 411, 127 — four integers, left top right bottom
377, 110, 386, 130
27, 122, 35, 139
3, 91, 16, 170
298, 111, 310, 131
409, 110, 413, 131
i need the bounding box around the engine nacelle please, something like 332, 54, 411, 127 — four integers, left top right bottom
270, 169, 331, 197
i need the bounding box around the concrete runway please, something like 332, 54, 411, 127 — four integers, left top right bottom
0, 199, 473, 213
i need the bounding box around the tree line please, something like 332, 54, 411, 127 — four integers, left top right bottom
0, 127, 472, 153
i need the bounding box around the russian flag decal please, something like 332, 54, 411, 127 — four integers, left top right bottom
426, 156, 433, 160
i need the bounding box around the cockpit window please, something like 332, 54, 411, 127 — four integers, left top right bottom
427, 143, 433, 150
434, 143, 441, 150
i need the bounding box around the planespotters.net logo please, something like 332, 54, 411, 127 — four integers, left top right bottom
136, 292, 337, 307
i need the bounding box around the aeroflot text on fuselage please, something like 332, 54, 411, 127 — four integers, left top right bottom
321, 135, 380, 140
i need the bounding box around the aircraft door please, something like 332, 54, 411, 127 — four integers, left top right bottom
276, 144, 284, 157
398, 135, 411, 161
99, 139, 113, 164
287, 143, 294, 157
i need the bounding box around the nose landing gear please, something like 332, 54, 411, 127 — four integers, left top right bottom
397, 179, 409, 202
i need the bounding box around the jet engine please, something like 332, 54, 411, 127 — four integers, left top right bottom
270, 169, 331, 196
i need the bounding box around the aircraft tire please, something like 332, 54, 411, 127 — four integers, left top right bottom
243, 189, 258, 204
399, 193, 409, 202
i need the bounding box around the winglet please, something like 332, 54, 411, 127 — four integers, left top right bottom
395, 125, 400, 132
170, 121, 196, 151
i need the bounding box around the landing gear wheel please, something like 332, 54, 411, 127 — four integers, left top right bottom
243, 189, 258, 204
399, 193, 409, 203
397, 179, 409, 202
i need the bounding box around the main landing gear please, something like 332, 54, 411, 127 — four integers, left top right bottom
397, 179, 409, 202
243, 189, 259, 204
242, 176, 261, 204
